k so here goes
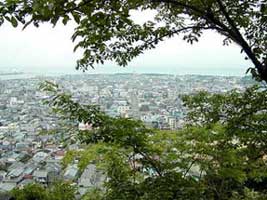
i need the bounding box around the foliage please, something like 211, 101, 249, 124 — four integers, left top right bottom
38, 81, 267, 199
0, 191, 12, 200
11, 184, 49, 200
11, 182, 76, 200
0, 0, 266, 80
39, 81, 107, 128
48, 181, 76, 200
81, 188, 104, 200
180, 85, 267, 199
182, 85, 267, 182
62, 150, 79, 169
39, 129, 58, 135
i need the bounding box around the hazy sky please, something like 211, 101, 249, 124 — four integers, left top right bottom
0, 18, 252, 76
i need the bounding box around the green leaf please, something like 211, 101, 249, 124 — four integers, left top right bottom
11, 16, 18, 27
72, 12, 80, 24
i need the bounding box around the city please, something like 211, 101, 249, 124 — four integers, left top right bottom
0, 73, 253, 196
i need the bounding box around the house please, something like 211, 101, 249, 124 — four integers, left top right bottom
45, 162, 61, 184
23, 163, 37, 176
64, 164, 78, 181
78, 164, 105, 195
53, 150, 65, 160
0, 182, 16, 192
8, 166, 25, 179
33, 170, 48, 185
32, 151, 48, 163
18, 179, 35, 188
7, 162, 25, 179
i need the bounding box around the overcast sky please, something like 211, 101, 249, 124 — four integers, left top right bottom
0, 18, 252, 76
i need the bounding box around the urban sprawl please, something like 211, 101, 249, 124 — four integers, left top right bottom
0, 73, 253, 196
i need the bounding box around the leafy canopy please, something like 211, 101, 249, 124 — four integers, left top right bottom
0, 0, 266, 80
11, 182, 76, 200
38, 82, 267, 199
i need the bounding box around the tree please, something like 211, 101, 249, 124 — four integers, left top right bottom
0, 0, 266, 81
38, 82, 267, 199
181, 85, 267, 199
11, 184, 49, 200
48, 181, 76, 200
10, 182, 76, 200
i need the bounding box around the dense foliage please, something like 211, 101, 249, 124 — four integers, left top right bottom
11, 182, 76, 200
0, 0, 266, 80
14, 82, 262, 199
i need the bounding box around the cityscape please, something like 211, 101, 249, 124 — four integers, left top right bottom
0, 72, 254, 196
0, 0, 265, 198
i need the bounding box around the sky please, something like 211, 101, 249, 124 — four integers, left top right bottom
0, 14, 252, 76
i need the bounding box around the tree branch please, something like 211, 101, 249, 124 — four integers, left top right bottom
183, 158, 197, 177
151, 0, 236, 43
151, 0, 204, 15
215, 0, 266, 81
62, 0, 94, 14
140, 25, 224, 50
152, 0, 267, 81
137, 150, 163, 177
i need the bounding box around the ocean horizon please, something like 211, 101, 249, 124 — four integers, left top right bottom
0, 65, 250, 80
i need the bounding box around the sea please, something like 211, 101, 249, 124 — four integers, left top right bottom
0, 67, 247, 80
